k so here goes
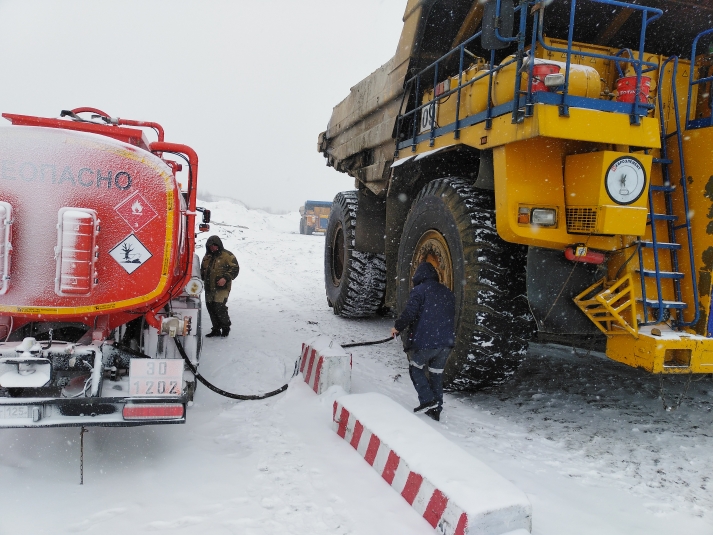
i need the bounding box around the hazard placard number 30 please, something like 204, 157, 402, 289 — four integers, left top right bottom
129, 358, 183, 396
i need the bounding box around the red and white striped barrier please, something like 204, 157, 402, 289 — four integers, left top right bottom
333, 393, 531, 535
300, 336, 351, 394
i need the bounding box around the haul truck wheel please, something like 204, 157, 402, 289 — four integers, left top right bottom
325, 191, 386, 317
299, 219, 305, 234
397, 178, 535, 390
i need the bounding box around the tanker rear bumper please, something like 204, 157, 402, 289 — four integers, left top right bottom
0, 395, 188, 428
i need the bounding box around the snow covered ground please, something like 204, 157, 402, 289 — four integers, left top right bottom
0, 198, 711, 534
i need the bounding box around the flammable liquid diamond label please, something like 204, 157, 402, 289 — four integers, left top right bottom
115, 192, 158, 232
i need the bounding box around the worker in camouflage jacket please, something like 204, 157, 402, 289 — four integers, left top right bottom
201, 235, 240, 337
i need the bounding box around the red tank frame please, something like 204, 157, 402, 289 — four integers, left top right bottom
0, 108, 200, 339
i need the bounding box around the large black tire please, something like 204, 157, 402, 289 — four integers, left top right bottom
299, 218, 305, 234
397, 178, 536, 390
325, 191, 387, 317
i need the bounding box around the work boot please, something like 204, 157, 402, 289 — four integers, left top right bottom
425, 406, 442, 422
413, 400, 438, 413
205, 329, 221, 338
221, 326, 230, 337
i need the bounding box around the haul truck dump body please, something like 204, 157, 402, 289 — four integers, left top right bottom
0, 109, 206, 427
320, 0, 713, 389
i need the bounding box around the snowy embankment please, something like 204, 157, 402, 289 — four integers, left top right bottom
0, 198, 711, 535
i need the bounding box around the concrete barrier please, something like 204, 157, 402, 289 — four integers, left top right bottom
333, 393, 531, 535
300, 336, 351, 394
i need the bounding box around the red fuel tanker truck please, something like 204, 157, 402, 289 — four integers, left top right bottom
0, 108, 209, 428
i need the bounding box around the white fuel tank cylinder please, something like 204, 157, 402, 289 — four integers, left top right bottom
0, 202, 12, 295
55, 208, 100, 296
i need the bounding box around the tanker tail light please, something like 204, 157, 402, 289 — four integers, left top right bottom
0, 202, 12, 295
123, 403, 184, 420
55, 208, 100, 296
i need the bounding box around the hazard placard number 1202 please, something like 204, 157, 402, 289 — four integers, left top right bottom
128, 358, 184, 396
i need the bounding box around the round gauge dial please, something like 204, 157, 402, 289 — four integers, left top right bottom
605, 157, 647, 205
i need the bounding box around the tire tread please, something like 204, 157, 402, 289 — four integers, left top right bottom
404, 178, 536, 390
325, 191, 386, 318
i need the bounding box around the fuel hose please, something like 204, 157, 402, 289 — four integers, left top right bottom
173, 336, 394, 401
174, 337, 290, 400
341, 337, 395, 348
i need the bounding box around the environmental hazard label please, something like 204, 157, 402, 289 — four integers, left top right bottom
109, 234, 153, 274
115, 192, 158, 232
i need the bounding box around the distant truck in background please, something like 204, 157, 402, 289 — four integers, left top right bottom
299, 201, 332, 235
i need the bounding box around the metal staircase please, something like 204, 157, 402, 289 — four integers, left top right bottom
637, 56, 698, 328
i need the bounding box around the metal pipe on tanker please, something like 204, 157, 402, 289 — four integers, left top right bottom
147, 142, 199, 328
69, 108, 166, 143
70, 107, 112, 118
90, 349, 102, 396
118, 119, 165, 143
149, 142, 198, 213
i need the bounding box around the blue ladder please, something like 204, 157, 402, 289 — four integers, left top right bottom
637, 56, 699, 328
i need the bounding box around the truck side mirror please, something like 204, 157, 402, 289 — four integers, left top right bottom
196, 207, 211, 232
481, 0, 515, 51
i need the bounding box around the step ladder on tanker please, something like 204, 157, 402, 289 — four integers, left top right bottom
636, 54, 699, 330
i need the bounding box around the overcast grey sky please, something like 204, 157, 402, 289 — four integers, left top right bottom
0, 0, 405, 212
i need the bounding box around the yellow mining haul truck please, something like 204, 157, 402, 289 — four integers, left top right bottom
299, 201, 332, 235
319, 0, 713, 389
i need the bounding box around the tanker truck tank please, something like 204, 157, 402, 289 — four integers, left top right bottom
0, 108, 205, 428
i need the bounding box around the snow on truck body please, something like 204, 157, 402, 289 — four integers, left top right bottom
0, 111, 204, 428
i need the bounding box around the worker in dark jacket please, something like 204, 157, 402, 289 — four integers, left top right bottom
391, 261, 455, 421
201, 235, 240, 338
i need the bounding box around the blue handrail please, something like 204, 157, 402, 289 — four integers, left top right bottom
400, 51, 520, 150
400, 2, 529, 149
664, 56, 699, 329
396, 0, 663, 151
640, 56, 677, 325
494, 0, 520, 44
637, 56, 699, 329
686, 28, 713, 129
535, 0, 661, 122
